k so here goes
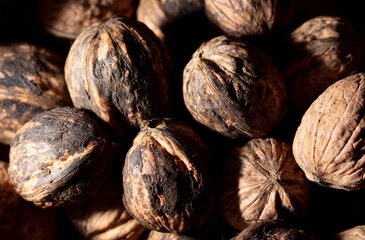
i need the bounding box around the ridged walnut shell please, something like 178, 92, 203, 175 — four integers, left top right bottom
220, 138, 310, 231
334, 225, 365, 240
293, 73, 365, 190
123, 119, 214, 233
65, 17, 171, 137
36, 0, 136, 39
232, 220, 316, 240
183, 35, 287, 139
147, 230, 203, 240
67, 179, 146, 240
284, 16, 364, 112
0, 42, 71, 145
8, 107, 113, 207
205, 0, 294, 38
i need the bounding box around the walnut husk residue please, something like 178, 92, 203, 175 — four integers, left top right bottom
334, 225, 365, 240
293, 72, 365, 190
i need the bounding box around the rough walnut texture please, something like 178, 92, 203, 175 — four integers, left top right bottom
284, 16, 364, 112
65, 17, 171, 137
205, 0, 294, 38
220, 138, 310, 231
67, 179, 146, 240
232, 220, 316, 240
123, 119, 214, 233
183, 35, 287, 139
334, 225, 365, 240
9, 107, 113, 207
0, 42, 71, 145
293, 73, 365, 190
36, 0, 136, 39
147, 230, 204, 240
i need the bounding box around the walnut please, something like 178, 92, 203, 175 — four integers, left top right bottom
0, 42, 71, 145
334, 225, 365, 240
65, 17, 171, 137
122, 119, 214, 233
219, 138, 310, 231
204, 0, 295, 38
183, 35, 287, 139
147, 230, 202, 240
8, 106, 113, 207
293, 73, 365, 190
36, 0, 136, 39
283, 16, 364, 112
67, 179, 146, 240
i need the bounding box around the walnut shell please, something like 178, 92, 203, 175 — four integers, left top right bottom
147, 230, 202, 240
0, 42, 71, 145
36, 0, 136, 39
334, 225, 365, 240
65, 17, 171, 137
232, 220, 316, 240
205, 0, 294, 38
67, 179, 146, 240
8, 106, 113, 207
122, 119, 214, 233
220, 138, 310, 231
284, 16, 364, 112
183, 35, 287, 139
293, 73, 365, 190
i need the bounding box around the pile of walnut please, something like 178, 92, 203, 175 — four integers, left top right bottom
1, 0, 364, 240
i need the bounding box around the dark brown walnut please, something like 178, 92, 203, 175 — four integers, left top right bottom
123, 119, 214, 233
8, 106, 113, 207
334, 225, 365, 240
283, 16, 364, 112
183, 35, 287, 139
293, 73, 365, 190
66, 179, 146, 240
205, 0, 294, 38
36, 0, 136, 39
220, 138, 310, 231
232, 220, 316, 240
65, 17, 171, 137
0, 42, 71, 145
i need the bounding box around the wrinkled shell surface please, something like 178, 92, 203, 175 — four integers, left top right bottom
284, 16, 364, 112
334, 225, 365, 240
67, 179, 146, 240
0, 42, 71, 145
147, 230, 204, 240
205, 0, 294, 38
183, 35, 287, 139
123, 119, 214, 233
65, 17, 171, 136
293, 73, 365, 190
9, 107, 113, 207
37, 0, 136, 39
220, 138, 310, 231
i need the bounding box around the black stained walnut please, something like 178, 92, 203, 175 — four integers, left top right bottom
0, 42, 71, 145
293, 73, 365, 190
36, 0, 136, 40
65, 17, 171, 137
122, 119, 214, 233
183, 35, 287, 139
67, 179, 146, 240
8, 107, 113, 207
334, 225, 365, 240
220, 138, 310, 231
204, 0, 294, 38
231, 220, 316, 240
283, 16, 364, 112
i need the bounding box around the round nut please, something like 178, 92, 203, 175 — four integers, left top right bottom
334, 225, 365, 240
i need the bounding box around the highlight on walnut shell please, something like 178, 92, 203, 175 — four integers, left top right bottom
283, 16, 364, 112
334, 225, 365, 240
65, 17, 171, 137
205, 0, 295, 38
219, 138, 310, 231
8, 106, 113, 207
122, 119, 214, 233
66, 179, 146, 240
183, 35, 287, 139
0, 42, 71, 145
36, 0, 137, 39
293, 73, 365, 191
